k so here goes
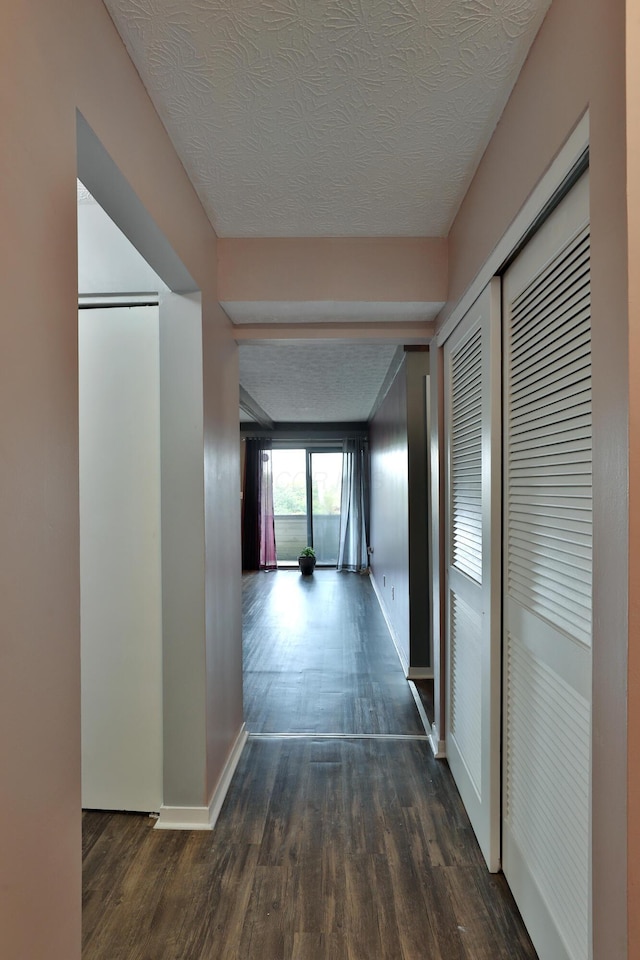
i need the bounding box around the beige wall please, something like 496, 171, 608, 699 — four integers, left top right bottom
0, 3, 242, 957
158, 293, 207, 808
218, 237, 447, 302
442, 0, 630, 956
369, 360, 411, 666
2, 0, 638, 958
203, 315, 244, 799
626, 3, 640, 955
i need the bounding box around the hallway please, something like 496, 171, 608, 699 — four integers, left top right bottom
243, 570, 424, 736
82, 571, 537, 959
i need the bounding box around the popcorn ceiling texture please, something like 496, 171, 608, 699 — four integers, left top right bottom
77, 181, 95, 204
239, 342, 398, 421
102, 0, 551, 237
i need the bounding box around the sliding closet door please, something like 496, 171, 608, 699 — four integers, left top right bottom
443, 280, 501, 872
502, 172, 591, 960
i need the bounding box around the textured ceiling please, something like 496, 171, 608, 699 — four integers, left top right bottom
223, 300, 443, 324
239, 342, 399, 421
77, 181, 95, 204
103, 0, 552, 237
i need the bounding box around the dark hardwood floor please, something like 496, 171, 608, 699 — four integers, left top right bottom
413, 679, 435, 727
243, 570, 425, 735
83, 569, 537, 959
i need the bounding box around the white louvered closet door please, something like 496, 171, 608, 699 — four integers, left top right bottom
502, 171, 591, 960
444, 280, 501, 872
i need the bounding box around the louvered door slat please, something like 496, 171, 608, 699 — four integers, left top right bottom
511, 230, 589, 320
511, 342, 591, 396
445, 280, 501, 873
502, 172, 591, 960
511, 300, 590, 365
509, 542, 591, 582
510, 388, 591, 429
510, 427, 590, 455
508, 574, 591, 633
511, 294, 590, 354
512, 289, 589, 351
451, 363, 482, 396
511, 273, 589, 346
509, 453, 591, 474
510, 555, 591, 596
511, 349, 590, 398
510, 437, 591, 463
511, 243, 589, 330
504, 634, 590, 960
509, 526, 591, 558
450, 327, 483, 582
451, 366, 482, 395
511, 378, 590, 417
510, 505, 592, 529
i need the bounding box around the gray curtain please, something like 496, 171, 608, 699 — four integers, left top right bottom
337, 438, 370, 572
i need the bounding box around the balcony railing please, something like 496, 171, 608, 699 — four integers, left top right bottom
274, 514, 341, 565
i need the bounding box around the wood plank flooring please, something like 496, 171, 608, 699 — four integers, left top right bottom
83, 570, 538, 959
243, 571, 424, 735
413, 679, 435, 727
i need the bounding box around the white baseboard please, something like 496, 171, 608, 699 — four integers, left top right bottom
407, 667, 434, 680
154, 804, 214, 831
369, 572, 409, 676
429, 722, 447, 760
155, 723, 248, 831
208, 723, 248, 830
370, 575, 434, 680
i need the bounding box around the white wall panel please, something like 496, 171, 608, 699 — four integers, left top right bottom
79, 306, 163, 813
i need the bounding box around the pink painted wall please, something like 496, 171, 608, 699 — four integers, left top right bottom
2, 0, 637, 958
218, 237, 447, 302
203, 317, 243, 799
232, 319, 435, 344
443, 1, 630, 956
0, 3, 242, 957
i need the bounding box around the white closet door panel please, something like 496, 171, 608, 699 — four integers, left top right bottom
444, 279, 501, 872
449, 580, 483, 794
503, 171, 591, 960
504, 630, 590, 960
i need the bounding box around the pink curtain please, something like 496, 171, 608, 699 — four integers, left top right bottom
259, 446, 277, 569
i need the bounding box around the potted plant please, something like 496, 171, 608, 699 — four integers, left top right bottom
298, 546, 316, 575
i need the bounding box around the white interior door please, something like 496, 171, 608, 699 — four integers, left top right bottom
79, 305, 163, 813
444, 280, 501, 872
502, 172, 591, 960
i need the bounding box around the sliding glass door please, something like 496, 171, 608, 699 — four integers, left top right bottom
309, 451, 342, 564
272, 448, 307, 562
272, 447, 342, 565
